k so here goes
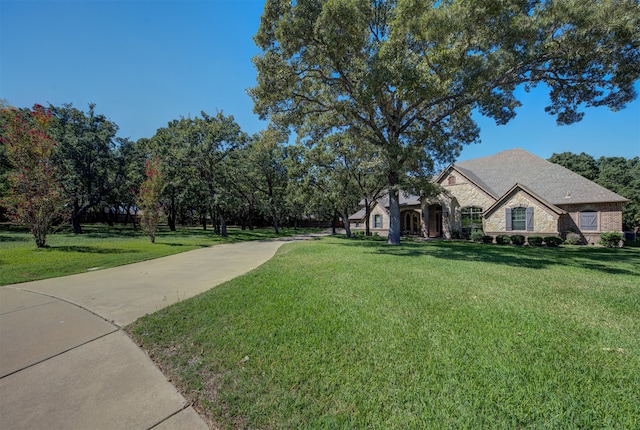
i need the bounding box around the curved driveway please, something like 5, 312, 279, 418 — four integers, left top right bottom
0, 235, 323, 429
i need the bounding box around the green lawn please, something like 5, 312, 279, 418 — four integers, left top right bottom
128, 237, 640, 429
0, 224, 321, 285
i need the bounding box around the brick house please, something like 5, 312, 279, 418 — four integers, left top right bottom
349, 149, 628, 244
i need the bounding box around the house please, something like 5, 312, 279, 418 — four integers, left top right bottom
349, 193, 426, 236
349, 149, 628, 244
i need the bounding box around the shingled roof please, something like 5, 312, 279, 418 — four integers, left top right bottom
453, 148, 628, 205
350, 192, 421, 220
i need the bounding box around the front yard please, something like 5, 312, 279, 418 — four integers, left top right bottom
128, 238, 640, 429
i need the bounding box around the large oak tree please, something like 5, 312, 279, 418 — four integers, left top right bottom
250, 0, 640, 244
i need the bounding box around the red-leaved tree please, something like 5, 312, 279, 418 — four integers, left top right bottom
138, 156, 165, 243
1, 105, 68, 248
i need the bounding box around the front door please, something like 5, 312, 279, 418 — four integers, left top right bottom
428, 205, 442, 238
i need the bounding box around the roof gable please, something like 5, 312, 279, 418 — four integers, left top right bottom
484, 183, 565, 217
454, 148, 628, 205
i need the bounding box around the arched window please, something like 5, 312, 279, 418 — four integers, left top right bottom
461, 207, 483, 229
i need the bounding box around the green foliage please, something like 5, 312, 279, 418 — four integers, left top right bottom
549, 153, 640, 230
0, 105, 68, 247
527, 236, 544, 246
129, 238, 640, 428
138, 157, 165, 243
244, 127, 290, 234
548, 152, 599, 180
470, 230, 485, 242
510, 234, 525, 245
564, 232, 583, 245
251, 0, 640, 245
544, 236, 564, 247
450, 229, 461, 239
596, 157, 640, 231
600, 232, 623, 248
495, 234, 511, 245
49, 103, 118, 234
482, 235, 494, 244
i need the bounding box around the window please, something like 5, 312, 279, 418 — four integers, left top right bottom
461, 207, 483, 229
506, 207, 534, 231
373, 214, 382, 228
580, 211, 598, 231
448, 176, 456, 185
511, 207, 526, 230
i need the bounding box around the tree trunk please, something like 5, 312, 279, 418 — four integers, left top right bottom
248, 206, 254, 230
218, 204, 228, 237
387, 188, 401, 245
167, 194, 176, 231
72, 200, 83, 234
123, 205, 131, 225
364, 197, 371, 236
332, 210, 338, 235
271, 208, 279, 234
342, 208, 352, 238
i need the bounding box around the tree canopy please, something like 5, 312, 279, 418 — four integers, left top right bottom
250, 0, 640, 244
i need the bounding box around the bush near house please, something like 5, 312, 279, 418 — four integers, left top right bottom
482, 235, 494, 244
527, 236, 544, 246
564, 232, 583, 245
496, 235, 511, 245
544, 236, 564, 247
470, 230, 485, 242
600, 232, 623, 248
511, 235, 525, 245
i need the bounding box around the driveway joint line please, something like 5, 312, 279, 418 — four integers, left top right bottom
18, 287, 125, 328
147, 402, 194, 430
0, 329, 119, 380
0, 288, 58, 315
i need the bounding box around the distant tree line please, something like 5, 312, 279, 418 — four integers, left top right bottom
0, 103, 387, 246
549, 152, 640, 231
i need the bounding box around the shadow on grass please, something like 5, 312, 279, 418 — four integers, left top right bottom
0, 235, 30, 243
157, 242, 212, 248
336, 237, 640, 276
51, 246, 141, 254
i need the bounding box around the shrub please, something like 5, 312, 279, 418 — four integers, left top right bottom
527, 236, 543, 246
482, 235, 494, 244
511, 235, 525, 245
599, 232, 623, 248
564, 232, 583, 245
495, 235, 511, 245
544, 236, 563, 247
470, 230, 485, 242
451, 229, 461, 240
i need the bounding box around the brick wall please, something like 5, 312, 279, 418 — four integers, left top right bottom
556, 202, 624, 244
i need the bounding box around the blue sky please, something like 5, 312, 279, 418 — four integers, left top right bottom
1, 0, 638, 162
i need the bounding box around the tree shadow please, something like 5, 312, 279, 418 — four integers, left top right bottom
52, 246, 140, 254
158, 242, 211, 248
0, 235, 30, 243
336, 238, 640, 276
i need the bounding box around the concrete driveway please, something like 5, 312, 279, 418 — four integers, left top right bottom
0, 236, 322, 429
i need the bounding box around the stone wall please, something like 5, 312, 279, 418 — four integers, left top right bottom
484, 190, 559, 234
440, 171, 496, 236
440, 172, 495, 209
